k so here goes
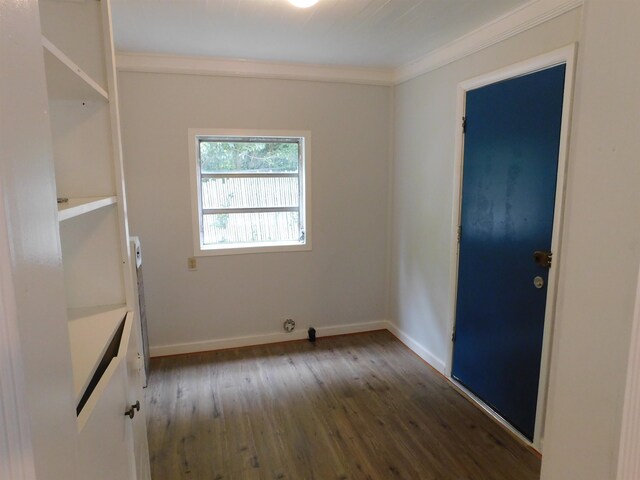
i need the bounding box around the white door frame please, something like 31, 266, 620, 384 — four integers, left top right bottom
616, 263, 640, 479
0, 187, 37, 480
445, 44, 578, 450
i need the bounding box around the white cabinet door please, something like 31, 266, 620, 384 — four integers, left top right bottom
124, 312, 152, 480
75, 313, 150, 480
77, 355, 136, 480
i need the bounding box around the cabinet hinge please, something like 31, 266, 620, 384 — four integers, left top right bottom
462, 116, 467, 134
457, 225, 462, 243
451, 329, 457, 342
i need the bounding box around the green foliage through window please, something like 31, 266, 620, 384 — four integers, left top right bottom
199, 140, 299, 174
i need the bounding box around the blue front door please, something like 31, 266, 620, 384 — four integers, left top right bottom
451, 64, 566, 441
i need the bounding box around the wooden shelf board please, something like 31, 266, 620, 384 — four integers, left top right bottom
67, 305, 128, 404
58, 196, 117, 222
42, 36, 109, 101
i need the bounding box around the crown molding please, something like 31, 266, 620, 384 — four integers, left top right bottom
393, 0, 584, 84
115, 0, 583, 87
116, 52, 395, 86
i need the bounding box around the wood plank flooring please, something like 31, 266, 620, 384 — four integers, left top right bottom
145, 330, 540, 480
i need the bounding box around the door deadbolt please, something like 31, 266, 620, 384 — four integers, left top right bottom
533, 276, 545, 289
533, 251, 552, 268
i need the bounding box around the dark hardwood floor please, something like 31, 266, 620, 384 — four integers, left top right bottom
145, 330, 540, 480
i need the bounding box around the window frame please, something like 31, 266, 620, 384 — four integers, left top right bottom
188, 128, 312, 256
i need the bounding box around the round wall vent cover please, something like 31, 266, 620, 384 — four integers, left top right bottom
283, 319, 295, 333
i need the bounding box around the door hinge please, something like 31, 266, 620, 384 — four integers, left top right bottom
451, 329, 457, 342
462, 116, 467, 134
457, 225, 462, 243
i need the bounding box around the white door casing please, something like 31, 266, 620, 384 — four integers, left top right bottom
0, 186, 36, 480
616, 263, 640, 480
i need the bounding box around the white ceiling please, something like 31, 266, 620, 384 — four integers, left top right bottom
111, 0, 531, 68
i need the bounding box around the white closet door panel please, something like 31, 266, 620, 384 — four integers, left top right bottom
49, 99, 115, 198
1, 0, 80, 478
59, 206, 125, 308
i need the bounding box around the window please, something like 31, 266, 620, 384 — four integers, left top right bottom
189, 129, 311, 255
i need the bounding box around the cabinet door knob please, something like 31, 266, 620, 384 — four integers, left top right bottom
125, 401, 141, 419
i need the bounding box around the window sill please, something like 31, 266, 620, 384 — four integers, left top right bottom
195, 241, 312, 257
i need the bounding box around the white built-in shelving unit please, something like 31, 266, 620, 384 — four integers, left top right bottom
41, 0, 127, 383
39, 0, 150, 478
42, 36, 109, 101
58, 196, 117, 221
67, 305, 128, 404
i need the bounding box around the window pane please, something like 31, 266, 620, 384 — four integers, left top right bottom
202, 212, 300, 245
200, 141, 299, 174
201, 176, 299, 209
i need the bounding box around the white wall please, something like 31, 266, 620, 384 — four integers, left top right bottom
541, 1, 640, 478
389, 9, 583, 371
118, 73, 391, 350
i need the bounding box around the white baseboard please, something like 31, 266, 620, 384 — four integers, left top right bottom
149, 320, 388, 357
150, 319, 448, 379
385, 322, 537, 450
385, 321, 447, 374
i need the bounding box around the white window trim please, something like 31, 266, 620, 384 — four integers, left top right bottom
188, 128, 312, 257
